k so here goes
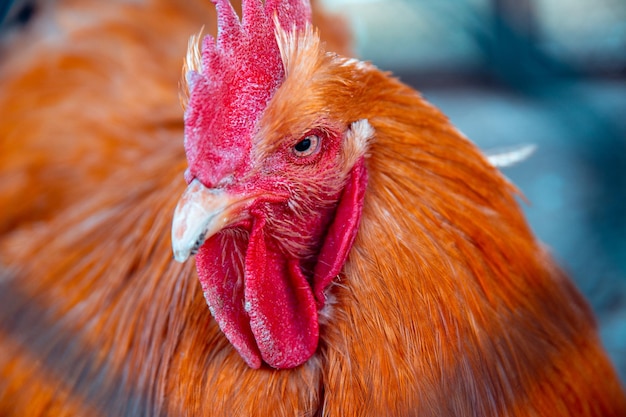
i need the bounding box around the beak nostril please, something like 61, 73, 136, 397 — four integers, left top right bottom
217, 174, 235, 187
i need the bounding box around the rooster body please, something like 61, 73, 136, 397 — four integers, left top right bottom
0, 0, 624, 416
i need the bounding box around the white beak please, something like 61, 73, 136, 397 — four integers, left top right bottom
171, 179, 237, 262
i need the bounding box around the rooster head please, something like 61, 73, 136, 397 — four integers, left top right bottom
171, 0, 374, 369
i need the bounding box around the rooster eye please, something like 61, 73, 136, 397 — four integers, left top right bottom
293, 134, 320, 157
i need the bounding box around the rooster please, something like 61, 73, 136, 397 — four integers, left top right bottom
0, 0, 624, 416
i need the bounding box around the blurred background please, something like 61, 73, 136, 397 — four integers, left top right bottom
320, 0, 626, 382
1, 0, 625, 382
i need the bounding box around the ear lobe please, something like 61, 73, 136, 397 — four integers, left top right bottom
312, 157, 368, 308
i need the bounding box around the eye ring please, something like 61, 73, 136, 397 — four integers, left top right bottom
293, 134, 321, 158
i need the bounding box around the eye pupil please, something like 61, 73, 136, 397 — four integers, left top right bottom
294, 138, 311, 152
293, 134, 320, 157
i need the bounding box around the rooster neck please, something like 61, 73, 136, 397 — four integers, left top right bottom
315, 85, 624, 415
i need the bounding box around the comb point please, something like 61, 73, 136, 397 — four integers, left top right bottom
214, 0, 242, 47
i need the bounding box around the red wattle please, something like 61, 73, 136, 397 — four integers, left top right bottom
196, 231, 263, 369
245, 216, 319, 368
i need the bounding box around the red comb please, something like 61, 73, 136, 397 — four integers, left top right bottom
183, 0, 312, 187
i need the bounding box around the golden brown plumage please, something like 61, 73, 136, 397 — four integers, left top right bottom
0, 0, 624, 416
